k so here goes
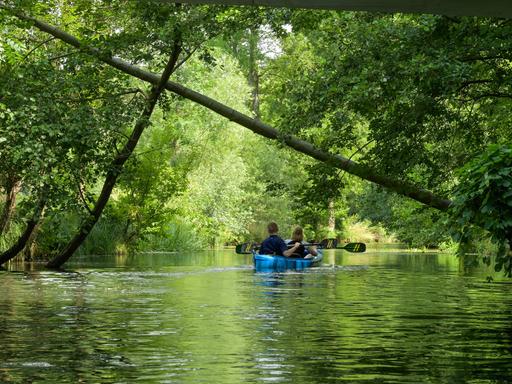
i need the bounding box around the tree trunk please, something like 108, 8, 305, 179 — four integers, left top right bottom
23, 216, 43, 261
328, 199, 336, 234
5, 7, 453, 212
248, 28, 261, 119
0, 179, 21, 236
0, 191, 46, 266
506, 234, 512, 277
46, 44, 182, 269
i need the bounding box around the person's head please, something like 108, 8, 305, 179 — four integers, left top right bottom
267, 222, 279, 235
291, 226, 304, 242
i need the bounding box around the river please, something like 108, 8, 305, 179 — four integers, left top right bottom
1, 247, 511, 383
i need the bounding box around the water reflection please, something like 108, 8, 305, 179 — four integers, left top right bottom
0, 249, 511, 383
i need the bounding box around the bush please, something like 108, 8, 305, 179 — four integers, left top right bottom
137, 220, 203, 252
451, 144, 512, 276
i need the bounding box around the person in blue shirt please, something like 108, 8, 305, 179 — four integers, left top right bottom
286, 226, 318, 259
259, 222, 300, 256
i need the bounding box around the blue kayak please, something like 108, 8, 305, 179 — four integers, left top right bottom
253, 250, 323, 272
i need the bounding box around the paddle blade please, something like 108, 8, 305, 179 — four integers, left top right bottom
342, 242, 366, 253
235, 242, 257, 254
319, 238, 338, 249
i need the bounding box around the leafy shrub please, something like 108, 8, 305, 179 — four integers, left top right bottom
451, 144, 512, 276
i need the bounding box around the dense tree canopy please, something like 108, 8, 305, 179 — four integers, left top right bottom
264, 12, 512, 190
0, 1, 511, 273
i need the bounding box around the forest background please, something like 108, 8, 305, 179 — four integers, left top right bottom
1, 1, 511, 273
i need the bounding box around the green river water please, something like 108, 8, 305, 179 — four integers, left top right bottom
1, 246, 511, 383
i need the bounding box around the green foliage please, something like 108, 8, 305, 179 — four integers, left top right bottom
0, 221, 23, 252
138, 220, 203, 252
113, 111, 189, 249
0, 13, 138, 228
35, 212, 124, 257
79, 218, 127, 256
451, 144, 512, 276
340, 216, 394, 244
258, 11, 512, 257
350, 184, 452, 248
264, 12, 512, 192
167, 50, 263, 246
390, 201, 451, 249
3, 1, 512, 273
0, 3, 303, 256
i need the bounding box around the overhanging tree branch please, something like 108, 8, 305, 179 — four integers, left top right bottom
1, 4, 453, 212
46, 37, 183, 269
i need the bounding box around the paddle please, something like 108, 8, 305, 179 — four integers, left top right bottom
235, 242, 259, 254
335, 242, 366, 253
306, 239, 366, 253
235, 239, 366, 254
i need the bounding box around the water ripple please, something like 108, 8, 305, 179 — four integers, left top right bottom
0, 251, 511, 383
